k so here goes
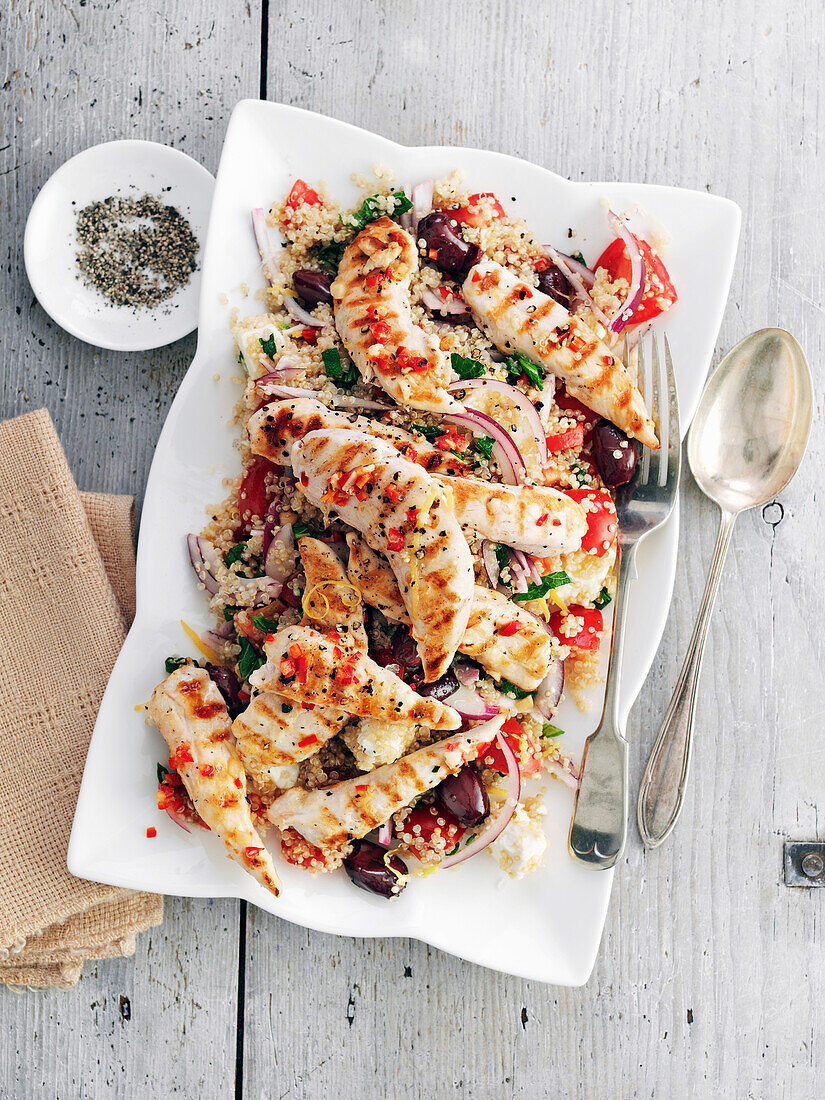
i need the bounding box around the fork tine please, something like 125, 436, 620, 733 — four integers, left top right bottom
639, 334, 652, 484
650, 336, 667, 487
662, 334, 681, 489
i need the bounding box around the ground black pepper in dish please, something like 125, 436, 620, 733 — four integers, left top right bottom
75, 193, 199, 309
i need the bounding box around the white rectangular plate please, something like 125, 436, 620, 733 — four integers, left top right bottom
69, 100, 740, 986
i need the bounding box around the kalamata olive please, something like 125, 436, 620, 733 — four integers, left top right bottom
344, 840, 407, 899
436, 766, 489, 827
292, 269, 333, 306
204, 663, 245, 719
417, 669, 461, 701
537, 264, 573, 308
591, 419, 639, 487
416, 211, 481, 277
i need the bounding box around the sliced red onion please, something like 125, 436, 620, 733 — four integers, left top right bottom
252, 208, 280, 286
446, 408, 526, 485
535, 658, 564, 719
200, 629, 229, 656
282, 294, 325, 329
411, 179, 434, 236
507, 552, 529, 594
261, 499, 282, 559
376, 820, 393, 846
265, 523, 296, 583
439, 730, 521, 870
545, 249, 596, 289
254, 356, 302, 384
252, 382, 392, 413
399, 184, 413, 232
453, 663, 480, 687
605, 210, 646, 334
443, 684, 500, 721
187, 534, 221, 595
481, 539, 501, 587
449, 376, 548, 466
211, 619, 235, 640
548, 247, 613, 329
421, 287, 470, 317
163, 805, 193, 834
545, 754, 579, 790
525, 556, 543, 586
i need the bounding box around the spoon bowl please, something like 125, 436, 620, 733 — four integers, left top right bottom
688, 328, 813, 515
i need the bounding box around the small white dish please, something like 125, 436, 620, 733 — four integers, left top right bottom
68, 101, 740, 985
24, 140, 214, 352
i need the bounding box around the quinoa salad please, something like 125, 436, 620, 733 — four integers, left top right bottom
146, 169, 678, 901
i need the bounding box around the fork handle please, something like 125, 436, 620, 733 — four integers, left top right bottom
568, 541, 637, 869
637, 507, 738, 848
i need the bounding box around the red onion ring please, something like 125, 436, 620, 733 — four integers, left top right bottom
443, 684, 500, 721
606, 211, 646, 334
261, 499, 282, 559
187, 534, 221, 595
439, 730, 521, 870
454, 663, 480, 687
548, 247, 613, 329
545, 249, 596, 289
481, 539, 501, 587
449, 377, 548, 466
163, 806, 193, 834
399, 184, 413, 233
376, 820, 393, 846
535, 659, 564, 719
545, 755, 579, 790
445, 408, 526, 485
252, 208, 280, 286
265, 523, 295, 583
282, 294, 325, 329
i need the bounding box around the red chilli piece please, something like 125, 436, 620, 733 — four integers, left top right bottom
387, 528, 405, 552
499, 620, 522, 637
146, 826, 157, 838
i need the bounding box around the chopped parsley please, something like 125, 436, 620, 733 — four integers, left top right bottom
504, 350, 544, 389
252, 615, 280, 633
164, 655, 189, 674
494, 543, 511, 575
322, 346, 358, 389
450, 351, 487, 380
315, 239, 347, 273
472, 435, 495, 460
237, 637, 265, 682
542, 723, 564, 738
411, 423, 443, 443
222, 606, 238, 621
157, 762, 170, 785
594, 587, 612, 610
445, 842, 460, 857
291, 522, 314, 539
277, 321, 291, 330
343, 190, 412, 230
225, 542, 263, 578
225, 543, 247, 568
498, 679, 531, 700
570, 250, 587, 266
512, 571, 571, 603
237, 349, 244, 365
259, 333, 277, 358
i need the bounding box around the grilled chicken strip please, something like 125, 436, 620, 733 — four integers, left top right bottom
233, 694, 347, 794
462, 259, 658, 448
329, 216, 461, 414
298, 535, 367, 647
292, 429, 474, 681
247, 397, 467, 477
149, 667, 281, 897
268, 716, 506, 849
346, 534, 553, 690
249, 624, 460, 729
433, 474, 587, 556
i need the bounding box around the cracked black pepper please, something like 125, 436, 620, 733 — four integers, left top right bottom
75, 193, 199, 309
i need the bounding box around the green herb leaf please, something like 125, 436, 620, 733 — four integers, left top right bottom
157, 762, 170, 785
542, 723, 564, 738
344, 190, 412, 230
322, 346, 358, 389
277, 321, 291, 331
315, 239, 347, 273
411, 423, 443, 443
494, 543, 510, 575
164, 655, 188, 674
259, 333, 278, 358
445, 843, 460, 857
222, 606, 238, 621
252, 615, 280, 633
498, 679, 531, 700
464, 833, 478, 846
594, 587, 612, 610
504, 350, 544, 389
291, 522, 311, 539
450, 351, 487, 380
237, 637, 265, 682
571, 250, 586, 266
225, 543, 247, 568
512, 571, 571, 603
472, 435, 495, 460
237, 349, 244, 364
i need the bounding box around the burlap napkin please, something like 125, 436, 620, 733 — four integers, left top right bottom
0, 409, 163, 989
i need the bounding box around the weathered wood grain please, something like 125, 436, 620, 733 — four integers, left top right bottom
2, 0, 824, 1096
0, 2, 259, 1098
241, 2, 825, 1098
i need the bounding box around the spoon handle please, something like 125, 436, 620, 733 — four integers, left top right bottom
637, 507, 738, 847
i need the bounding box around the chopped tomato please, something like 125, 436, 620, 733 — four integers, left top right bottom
550, 605, 603, 650
279, 827, 345, 871
396, 803, 463, 861
237, 456, 277, 534
300, 327, 318, 344
477, 717, 542, 778
451, 192, 506, 228
545, 422, 584, 452
594, 235, 677, 325
564, 487, 617, 557
285, 179, 321, 209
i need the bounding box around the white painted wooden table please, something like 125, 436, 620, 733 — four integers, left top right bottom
1, 2, 823, 1096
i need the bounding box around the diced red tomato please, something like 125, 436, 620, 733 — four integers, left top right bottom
594, 235, 677, 325
545, 422, 584, 452
300, 327, 318, 344
285, 179, 321, 209
237, 456, 277, 534
279, 827, 346, 870
451, 192, 506, 228
477, 717, 542, 778
396, 803, 463, 861
564, 487, 617, 557
549, 605, 604, 651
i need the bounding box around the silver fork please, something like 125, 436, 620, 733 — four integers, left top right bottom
568, 332, 681, 869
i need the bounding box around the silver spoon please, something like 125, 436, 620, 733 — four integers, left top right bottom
637, 328, 813, 848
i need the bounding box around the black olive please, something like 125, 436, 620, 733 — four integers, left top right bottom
344, 840, 407, 899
